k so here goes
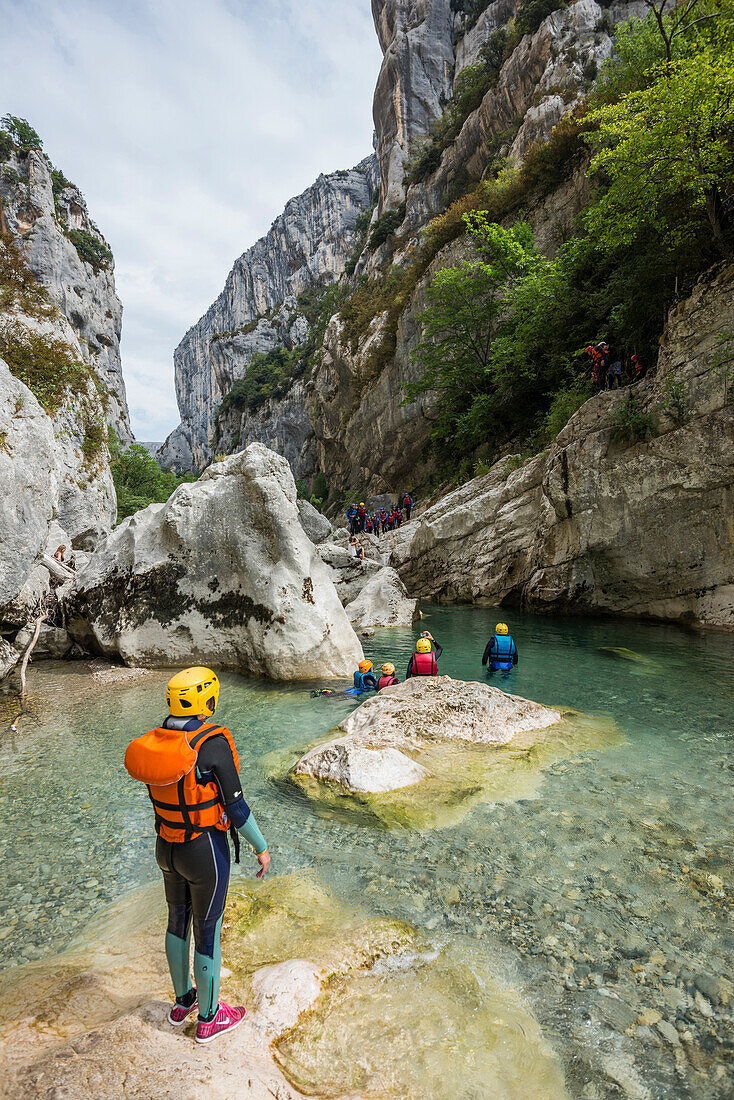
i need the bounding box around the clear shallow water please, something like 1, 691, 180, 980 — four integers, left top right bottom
0, 606, 732, 1096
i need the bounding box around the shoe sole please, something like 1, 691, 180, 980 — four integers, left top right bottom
167, 1004, 198, 1026
194, 1011, 246, 1044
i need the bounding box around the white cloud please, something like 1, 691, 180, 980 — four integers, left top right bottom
0, 0, 381, 440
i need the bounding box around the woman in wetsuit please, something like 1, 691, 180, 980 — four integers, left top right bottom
125, 667, 270, 1044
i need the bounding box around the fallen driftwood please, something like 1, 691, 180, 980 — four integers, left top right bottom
41, 555, 75, 582
8, 604, 48, 732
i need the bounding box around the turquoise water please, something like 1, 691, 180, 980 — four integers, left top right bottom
0, 605, 732, 1096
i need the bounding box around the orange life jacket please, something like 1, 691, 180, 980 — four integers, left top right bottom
124, 722, 240, 844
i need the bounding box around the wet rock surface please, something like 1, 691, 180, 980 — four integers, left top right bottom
65, 443, 363, 678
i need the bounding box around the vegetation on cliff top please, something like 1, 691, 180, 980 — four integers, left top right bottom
214, 283, 348, 437
346, 1, 733, 473
110, 435, 195, 522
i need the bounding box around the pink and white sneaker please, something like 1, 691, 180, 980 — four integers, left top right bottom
195, 1002, 247, 1044
167, 991, 198, 1026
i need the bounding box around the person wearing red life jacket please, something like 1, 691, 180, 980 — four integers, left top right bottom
377, 663, 400, 690
402, 492, 413, 520
406, 632, 442, 679
124, 667, 270, 1045
356, 502, 367, 532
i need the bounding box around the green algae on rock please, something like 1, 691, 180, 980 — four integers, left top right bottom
286, 677, 621, 829
274, 935, 569, 1100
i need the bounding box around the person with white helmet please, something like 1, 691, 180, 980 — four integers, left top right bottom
124, 667, 270, 1044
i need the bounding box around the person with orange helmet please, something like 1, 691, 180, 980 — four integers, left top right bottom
124, 667, 269, 1044
350, 659, 378, 694
377, 663, 400, 690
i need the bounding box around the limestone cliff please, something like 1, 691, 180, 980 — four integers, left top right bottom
158, 158, 379, 472
382, 265, 734, 630
0, 144, 131, 444
0, 129, 128, 648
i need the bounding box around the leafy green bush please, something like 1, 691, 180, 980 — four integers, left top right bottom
0, 115, 42, 152
451, 0, 493, 35
611, 395, 655, 443
661, 376, 688, 425
368, 204, 406, 251
515, 0, 566, 38
68, 228, 113, 272
81, 418, 107, 466
0, 131, 12, 162
0, 319, 91, 413
217, 345, 305, 418
544, 382, 593, 438
110, 437, 195, 522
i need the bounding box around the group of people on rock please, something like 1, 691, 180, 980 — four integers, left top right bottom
584, 341, 647, 391
346, 621, 519, 696
346, 493, 414, 539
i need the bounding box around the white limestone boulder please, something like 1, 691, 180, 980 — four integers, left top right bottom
297, 499, 332, 544
344, 566, 418, 628
65, 443, 363, 679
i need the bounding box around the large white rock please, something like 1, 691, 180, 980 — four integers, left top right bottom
66, 443, 363, 678
294, 676, 561, 794
344, 566, 418, 628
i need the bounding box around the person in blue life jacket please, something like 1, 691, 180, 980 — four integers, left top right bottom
346, 504, 358, 535
380, 508, 388, 534
345, 659, 378, 696
482, 622, 518, 674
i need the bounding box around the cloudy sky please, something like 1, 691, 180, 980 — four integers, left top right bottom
0, 0, 382, 441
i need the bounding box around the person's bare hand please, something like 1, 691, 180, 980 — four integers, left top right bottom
256, 850, 271, 879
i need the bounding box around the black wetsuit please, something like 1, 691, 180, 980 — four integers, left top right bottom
155, 717, 264, 960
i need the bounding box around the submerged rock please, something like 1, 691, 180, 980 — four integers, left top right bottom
287, 676, 609, 828
65, 443, 363, 679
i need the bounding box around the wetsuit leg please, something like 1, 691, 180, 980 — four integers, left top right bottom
166, 830, 231, 1021
156, 837, 194, 1000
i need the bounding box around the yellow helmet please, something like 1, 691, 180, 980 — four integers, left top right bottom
358, 659, 373, 673
359, 502, 365, 506
382, 663, 395, 676
166, 667, 220, 717
416, 638, 431, 653
495, 623, 509, 636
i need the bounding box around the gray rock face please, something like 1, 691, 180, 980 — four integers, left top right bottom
0, 639, 21, 680
385, 266, 734, 630
159, 159, 379, 472
0, 360, 57, 608
66, 443, 364, 678
217, 377, 316, 483
371, 0, 455, 209
297, 499, 332, 544
1, 147, 131, 443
